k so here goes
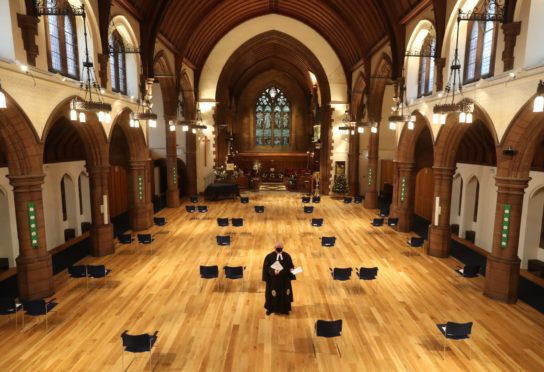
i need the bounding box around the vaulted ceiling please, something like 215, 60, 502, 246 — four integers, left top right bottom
122, 0, 432, 78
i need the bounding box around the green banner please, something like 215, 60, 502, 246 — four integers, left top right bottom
28, 202, 38, 248
173, 167, 177, 185
138, 175, 144, 201
368, 168, 372, 186
400, 176, 407, 203
500, 204, 511, 248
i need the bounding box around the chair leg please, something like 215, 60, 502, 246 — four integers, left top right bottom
335, 340, 342, 358
312, 340, 316, 358
45, 312, 48, 332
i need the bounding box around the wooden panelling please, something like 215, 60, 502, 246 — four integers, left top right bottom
108, 165, 129, 218
234, 152, 308, 175
415, 167, 433, 220
380, 159, 394, 192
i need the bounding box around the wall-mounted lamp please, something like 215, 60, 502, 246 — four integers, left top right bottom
534, 80, 544, 113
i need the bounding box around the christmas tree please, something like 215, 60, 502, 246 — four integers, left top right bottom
332, 174, 349, 194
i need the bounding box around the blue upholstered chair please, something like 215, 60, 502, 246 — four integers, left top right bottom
312, 196, 321, 203
21, 298, 58, 331
379, 208, 389, 217
370, 218, 384, 227
304, 206, 314, 213
190, 196, 198, 203
408, 236, 424, 247
121, 330, 159, 370
216, 235, 231, 246
118, 234, 133, 244
314, 319, 343, 357
197, 205, 208, 213
217, 218, 229, 227
311, 218, 323, 227
231, 218, 244, 227
240, 196, 249, 204
302, 196, 311, 203
224, 266, 245, 279
455, 265, 481, 278
137, 234, 153, 244
153, 217, 166, 226
356, 267, 378, 292
330, 267, 352, 281
86, 265, 111, 286
200, 265, 219, 279
186, 205, 196, 213
387, 217, 399, 227
0, 297, 22, 328
321, 237, 336, 247
354, 195, 363, 204
254, 206, 265, 213
343, 197, 352, 204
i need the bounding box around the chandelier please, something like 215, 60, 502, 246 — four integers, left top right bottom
338, 105, 357, 134
534, 80, 544, 113
170, 99, 206, 133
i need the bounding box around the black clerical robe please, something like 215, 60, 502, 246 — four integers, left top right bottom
262, 251, 295, 314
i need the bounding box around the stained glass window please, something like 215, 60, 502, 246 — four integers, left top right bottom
110, 31, 127, 94
45, 0, 79, 79
417, 34, 435, 97
256, 86, 290, 146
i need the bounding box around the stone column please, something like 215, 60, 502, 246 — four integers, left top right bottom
128, 160, 154, 230
9, 174, 53, 300
17, 14, 39, 66
347, 130, 360, 196
364, 128, 379, 209
88, 165, 114, 256
428, 167, 455, 257
501, 22, 522, 72
484, 177, 528, 303
165, 117, 180, 207
395, 162, 416, 232
319, 105, 332, 194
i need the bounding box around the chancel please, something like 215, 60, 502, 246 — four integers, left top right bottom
0, 0, 544, 370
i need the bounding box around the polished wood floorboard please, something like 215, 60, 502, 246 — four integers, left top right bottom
1, 192, 544, 371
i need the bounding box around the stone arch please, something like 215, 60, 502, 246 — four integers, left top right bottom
396, 110, 434, 163
497, 97, 544, 179
42, 96, 109, 167
351, 72, 367, 121
434, 100, 499, 168
368, 53, 393, 122
0, 90, 42, 175
180, 70, 197, 197
153, 50, 177, 117
109, 108, 149, 162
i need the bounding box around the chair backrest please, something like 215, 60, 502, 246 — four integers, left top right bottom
304, 206, 314, 213
354, 196, 363, 204
358, 267, 378, 280
240, 197, 249, 204
316, 319, 342, 338
445, 322, 473, 338
87, 265, 107, 278
224, 266, 244, 279
312, 196, 321, 203
200, 265, 219, 279
217, 218, 229, 227
311, 218, 323, 226
190, 196, 198, 203
119, 234, 132, 244
371, 218, 384, 226
302, 196, 310, 203
153, 217, 166, 226
137, 234, 152, 243
186, 205, 196, 213
0, 297, 16, 312
68, 265, 87, 278
387, 217, 399, 226
216, 235, 231, 246
463, 265, 480, 277
343, 197, 352, 204
255, 206, 265, 213
197, 205, 208, 213
332, 267, 352, 280
410, 237, 424, 247
231, 218, 244, 227
22, 299, 46, 315
321, 237, 336, 247
379, 209, 389, 217
121, 331, 157, 352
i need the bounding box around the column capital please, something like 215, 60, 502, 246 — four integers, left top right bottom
128, 159, 149, 171
495, 176, 529, 194
397, 161, 416, 172
8, 174, 45, 191
87, 164, 110, 174
432, 166, 455, 179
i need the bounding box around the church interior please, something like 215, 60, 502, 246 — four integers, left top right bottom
0, 0, 544, 370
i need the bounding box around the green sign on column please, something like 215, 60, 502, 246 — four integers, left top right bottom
28, 202, 38, 248
173, 167, 177, 185
138, 175, 144, 201
368, 168, 372, 186
400, 176, 407, 203
500, 204, 512, 248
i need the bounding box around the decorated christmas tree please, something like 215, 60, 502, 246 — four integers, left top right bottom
332, 174, 349, 194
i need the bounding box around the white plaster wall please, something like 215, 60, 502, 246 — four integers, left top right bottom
0, 0, 16, 61
43, 161, 90, 250
148, 82, 166, 160
0, 168, 19, 267
196, 103, 216, 192
519, 170, 544, 267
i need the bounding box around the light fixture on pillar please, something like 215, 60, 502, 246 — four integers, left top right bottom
388, 76, 415, 130
41, 2, 112, 124
175, 98, 189, 131
370, 123, 378, 134
0, 80, 6, 109
338, 105, 356, 134
169, 120, 176, 132
130, 79, 157, 129
534, 80, 544, 113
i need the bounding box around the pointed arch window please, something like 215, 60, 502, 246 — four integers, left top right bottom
255, 86, 290, 146
45, 0, 79, 79
464, 1, 498, 83
109, 31, 127, 94
418, 35, 436, 97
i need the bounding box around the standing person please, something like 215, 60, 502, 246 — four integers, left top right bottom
262, 243, 296, 315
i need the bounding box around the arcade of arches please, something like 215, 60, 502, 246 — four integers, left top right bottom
0, 0, 544, 369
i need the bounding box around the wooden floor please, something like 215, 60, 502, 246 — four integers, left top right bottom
2, 192, 544, 372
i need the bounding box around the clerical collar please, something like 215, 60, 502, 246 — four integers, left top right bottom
276, 253, 283, 260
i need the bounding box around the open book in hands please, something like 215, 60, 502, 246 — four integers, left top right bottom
270, 261, 284, 272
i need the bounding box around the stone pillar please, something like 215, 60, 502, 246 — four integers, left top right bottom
9, 174, 54, 300
389, 161, 400, 218
165, 117, 180, 207
319, 105, 332, 194
364, 128, 379, 209
17, 13, 39, 66
434, 58, 446, 92
428, 167, 455, 258
88, 165, 114, 256
347, 130, 360, 196
128, 160, 154, 230
395, 162, 416, 232
501, 22, 522, 72
484, 177, 528, 303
